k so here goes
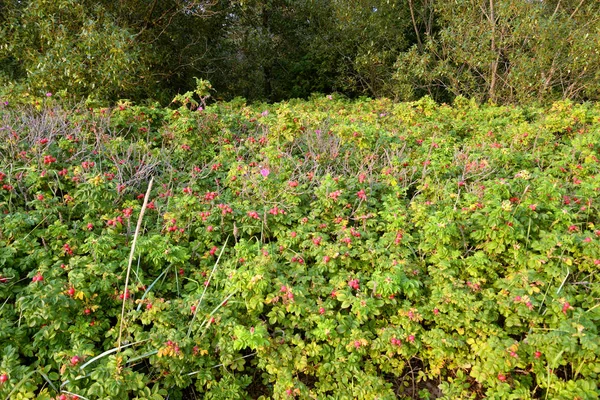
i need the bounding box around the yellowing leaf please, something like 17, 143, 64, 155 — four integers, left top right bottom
565, 258, 573, 266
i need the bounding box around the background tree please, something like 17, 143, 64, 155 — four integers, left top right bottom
2, 0, 599, 104
393, 0, 600, 103
0, 0, 150, 100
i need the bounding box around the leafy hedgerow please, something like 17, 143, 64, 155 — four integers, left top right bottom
0, 94, 599, 399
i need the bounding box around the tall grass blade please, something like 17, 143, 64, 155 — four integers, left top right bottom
117, 177, 153, 352
186, 235, 229, 338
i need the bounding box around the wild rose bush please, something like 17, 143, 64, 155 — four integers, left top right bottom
0, 95, 599, 399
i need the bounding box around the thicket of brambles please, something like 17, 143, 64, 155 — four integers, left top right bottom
0, 92, 599, 399
2, 1, 600, 399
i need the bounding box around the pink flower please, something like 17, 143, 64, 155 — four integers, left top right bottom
260, 168, 270, 178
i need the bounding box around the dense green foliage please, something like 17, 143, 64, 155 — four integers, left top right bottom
1, 95, 600, 399
2, 0, 600, 103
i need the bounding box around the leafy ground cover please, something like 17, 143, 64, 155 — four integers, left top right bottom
0, 95, 599, 399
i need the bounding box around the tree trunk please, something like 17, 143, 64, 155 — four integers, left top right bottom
488, 0, 498, 102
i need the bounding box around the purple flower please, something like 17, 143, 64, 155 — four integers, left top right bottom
315, 129, 322, 136
261, 110, 269, 117
260, 168, 270, 178
46, 92, 52, 97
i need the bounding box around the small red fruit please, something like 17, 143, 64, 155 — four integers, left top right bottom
319, 307, 325, 315
498, 373, 507, 382
70, 355, 80, 366
67, 287, 75, 297
568, 225, 578, 232
84, 308, 91, 315
59, 395, 68, 400
534, 351, 541, 359
0, 374, 7, 384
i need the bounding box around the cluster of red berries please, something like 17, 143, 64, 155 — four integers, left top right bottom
348, 279, 360, 290
329, 190, 342, 200
63, 243, 73, 256
43, 155, 56, 164
203, 191, 218, 201
247, 210, 260, 219
394, 232, 403, 245
165, 340, 180, 355
268, 206, 286, 215
217, 203, 233, 215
